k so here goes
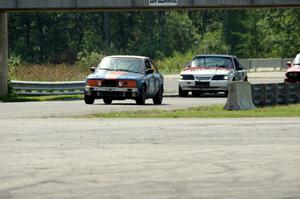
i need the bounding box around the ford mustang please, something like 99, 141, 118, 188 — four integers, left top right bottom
178, 54, 247, 97
84, 55, 164, 105
285, 53, 300, 83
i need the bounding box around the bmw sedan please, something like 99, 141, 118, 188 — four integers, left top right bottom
84, 55, 164, 105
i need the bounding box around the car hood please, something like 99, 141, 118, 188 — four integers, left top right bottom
86, 70, 144, 80
286, 66, 300, 73
180, 66, 231, 76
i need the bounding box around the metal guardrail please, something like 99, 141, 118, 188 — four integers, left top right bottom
11, 80, 85, 96
239, 58, 293, 71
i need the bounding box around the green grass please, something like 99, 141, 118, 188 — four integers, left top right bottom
0, 95, 83, 102
90, 104, 300, 118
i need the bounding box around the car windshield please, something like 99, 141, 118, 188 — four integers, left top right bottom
191, 57, 234, 69
294, 54, 300, 65
98, 57, 144, 74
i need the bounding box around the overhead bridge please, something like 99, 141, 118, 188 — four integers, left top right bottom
0, 0, 300, 11
1, 0, 300, 96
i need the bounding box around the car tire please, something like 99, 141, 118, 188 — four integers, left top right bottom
244, 76, 248, 82
153, 87, 163, 105
103, 98, 112, 104
179, 86, 189, 97
136, 86, 146, 105
84, 95, 95, 104
224, 91, 228, 97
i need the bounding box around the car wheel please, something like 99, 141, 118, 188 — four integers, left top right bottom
84, 95, 95, 104
244, 76, 248, 82
224, 91, 228, 97
136, 86, 146, 105
103, 98, 112, 104
179, 86, 188, 97
153, 87, 163, 105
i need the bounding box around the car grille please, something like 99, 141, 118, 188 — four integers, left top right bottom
195, 81, 210, 87
194, 76, 211, 81
102, 80, 117, 87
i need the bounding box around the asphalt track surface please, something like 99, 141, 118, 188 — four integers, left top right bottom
0, 97, 227, 119
0, 118, 299, 199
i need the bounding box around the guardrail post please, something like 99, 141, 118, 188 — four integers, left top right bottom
0, 12, 7, 97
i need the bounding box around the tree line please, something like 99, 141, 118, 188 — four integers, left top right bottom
8, 9, 300, 64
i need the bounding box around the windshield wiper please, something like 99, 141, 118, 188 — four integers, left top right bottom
100, 68, 115, 71
118, 69, 140, 73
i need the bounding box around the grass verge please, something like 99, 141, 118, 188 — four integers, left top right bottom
0, 95, 83, 102
91, 104, 300, 118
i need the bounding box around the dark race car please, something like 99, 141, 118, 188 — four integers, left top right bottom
285, 53, 300, 83
84, 55, 164, 105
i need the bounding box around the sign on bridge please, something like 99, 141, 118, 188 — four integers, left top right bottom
149, 0, 178, 6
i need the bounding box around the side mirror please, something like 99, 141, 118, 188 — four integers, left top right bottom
146, 69, 154, 75
287, 61, 292, 68
90, 67, 96, 73
237, 65, 244, 71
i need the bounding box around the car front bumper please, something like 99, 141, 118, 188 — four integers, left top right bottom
85, 86, 139, 99
179, 80, 229, 91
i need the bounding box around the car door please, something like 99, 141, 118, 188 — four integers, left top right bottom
145, 59, 155, 96
150, 60, 162, 95
233, 58, 247, 81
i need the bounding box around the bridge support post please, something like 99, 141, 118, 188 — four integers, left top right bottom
0, 12, 8, 97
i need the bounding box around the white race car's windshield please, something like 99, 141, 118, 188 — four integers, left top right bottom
294, 54, 300, 65
98, 57, 144, 74
191, 57, 234, 69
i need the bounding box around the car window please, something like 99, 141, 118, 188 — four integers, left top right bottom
145, 60, 152, 70
150, 60, 158, 73
294, 54, 300, 65
233, 58, 242, 70
191, 57, 234, 69
98, 57, 144, 74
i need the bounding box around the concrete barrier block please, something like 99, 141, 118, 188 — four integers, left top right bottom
224, 81, 256, 110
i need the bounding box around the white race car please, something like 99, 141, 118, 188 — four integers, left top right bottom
179, 54, 247, 97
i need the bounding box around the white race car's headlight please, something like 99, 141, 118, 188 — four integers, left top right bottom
212, 75, 229, 80
118, 81, 124, 87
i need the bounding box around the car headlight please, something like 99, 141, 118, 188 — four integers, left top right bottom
118, 81, 124, 87
212, 75, 229, 80
87, 79, 102, 87
118, 80, 137, 88
180, 75, 194, 80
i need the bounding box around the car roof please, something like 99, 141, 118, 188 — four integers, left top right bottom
106, 55, 149, 60
194, 54, 237, 59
